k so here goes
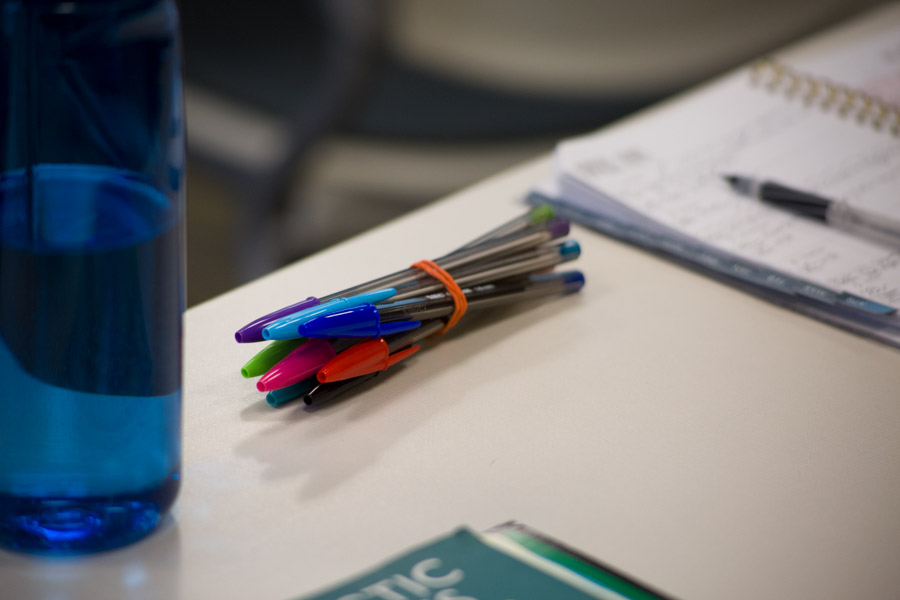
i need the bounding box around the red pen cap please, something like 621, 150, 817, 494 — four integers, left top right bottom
317, 339, 420, 383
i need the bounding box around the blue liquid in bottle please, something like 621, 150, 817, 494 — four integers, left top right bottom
0, 0, 184, 554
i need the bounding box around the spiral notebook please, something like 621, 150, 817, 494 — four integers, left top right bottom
532, 3, 900, 347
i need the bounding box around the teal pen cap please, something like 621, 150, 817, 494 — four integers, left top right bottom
266, 377, 318, 407
262, 288, 397, 340
559, 239, 580, 260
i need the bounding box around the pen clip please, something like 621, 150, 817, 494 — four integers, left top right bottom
340, 319, 420, 338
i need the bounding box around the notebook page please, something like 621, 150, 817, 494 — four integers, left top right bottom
731, 26, 900, 218
555, 28, 900, 308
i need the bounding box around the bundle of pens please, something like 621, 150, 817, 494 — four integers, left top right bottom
235, 205, 585, 407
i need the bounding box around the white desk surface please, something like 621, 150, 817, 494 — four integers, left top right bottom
2, 156, 900, 600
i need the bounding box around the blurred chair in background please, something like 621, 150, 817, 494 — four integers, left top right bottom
180, 0, 382, 291
181, 0, 878, 305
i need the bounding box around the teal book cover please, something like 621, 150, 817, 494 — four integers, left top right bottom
297, 524, 672, 600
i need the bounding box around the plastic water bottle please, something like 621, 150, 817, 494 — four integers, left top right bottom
0, 0, 184, 553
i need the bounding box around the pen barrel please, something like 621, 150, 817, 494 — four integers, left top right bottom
392, 250, 568, 301
326, 220, 566, 299
385, 245, 552, 300
827, 202, 900, 249
386, 271, 583, 322
759, 182, 829, 220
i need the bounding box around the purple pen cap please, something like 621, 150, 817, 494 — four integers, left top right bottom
545, 217, 570, 240
235, 296, 320, 343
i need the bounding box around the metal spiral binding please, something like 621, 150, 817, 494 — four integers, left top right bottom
749, 58, 900, 136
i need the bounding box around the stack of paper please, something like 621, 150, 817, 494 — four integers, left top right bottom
532, 4, 900, 347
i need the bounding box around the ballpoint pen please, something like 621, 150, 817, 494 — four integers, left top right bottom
236, 205, 585, 408
303, 371, 385, 407
234, 214, 569, 342
256, 272, 586, 405
451, 203, 554, 252
261, 229, 575, 340
241, 338, 306, 378
256, 338, 360, 391
316, 319, 442, 383
296, 307, 420, 338
262, 288, 397, 341
299, 270, 587, 338
300, 273, 586, 399
293, 240, 579, 336
234, 297, 320, 343
325, 217, 571, 301
312, 271, 585, 386
386, 239, 578, 299
389, 239, 580, 301
723, 174, 900, 248
265, 377, 317, 407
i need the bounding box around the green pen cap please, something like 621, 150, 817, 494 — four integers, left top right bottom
241, 338, 306, 378
528, 204, 554, 224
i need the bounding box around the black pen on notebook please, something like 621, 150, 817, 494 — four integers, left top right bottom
723, 174, 900, 249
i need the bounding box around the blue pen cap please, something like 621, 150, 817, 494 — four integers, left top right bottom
340, 320, 421, 338
300, 304, 421, 338
561, 270, 586, 293
263, 288, 397, 340
298, 305, 380, 338
527, 270, 585, 294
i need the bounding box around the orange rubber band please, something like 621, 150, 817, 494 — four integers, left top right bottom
411, 259, 468, 335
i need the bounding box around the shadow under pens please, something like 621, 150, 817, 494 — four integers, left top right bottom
232, 291, 588, 501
